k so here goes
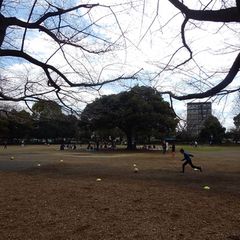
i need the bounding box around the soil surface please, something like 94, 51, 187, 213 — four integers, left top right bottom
0, 145, 239, 240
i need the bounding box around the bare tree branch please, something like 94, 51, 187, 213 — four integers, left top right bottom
0, 49, 141, 89
35, 3, 100, 25
168, 0, 240, 22
162, 52, 240, 100
1, 0, 240, 109
0, 0, 3, 10
21, 0, 38, 51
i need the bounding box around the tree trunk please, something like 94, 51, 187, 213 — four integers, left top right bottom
0, 1, 3, 11
0, 14, 7, 46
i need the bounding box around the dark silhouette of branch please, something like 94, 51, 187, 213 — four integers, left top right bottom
168, 0, 240, 22
1, 0, 240, 107
0, 49, 141, 88
2, 15, 107, 54
21, 0, 38, 51
35, 3, 99, 25
0, 14, 7, 46
0, 89, 55, 102
162, 52, 240, 100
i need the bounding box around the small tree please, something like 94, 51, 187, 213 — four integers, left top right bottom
228, 113, 240, 143
199, 116, 226, 144
32, 100, 64, 142
233, 113, 240, 130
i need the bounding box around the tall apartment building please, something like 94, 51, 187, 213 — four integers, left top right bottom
187, 102, 212, 136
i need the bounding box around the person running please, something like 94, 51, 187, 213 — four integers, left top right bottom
180, 148, 202, 173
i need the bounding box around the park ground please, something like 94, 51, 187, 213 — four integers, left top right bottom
0, 145, 239, 240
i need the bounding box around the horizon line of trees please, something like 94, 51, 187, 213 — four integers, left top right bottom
0, 86, 239, 147
177, 114, 240, 144
0, 101, 80, 144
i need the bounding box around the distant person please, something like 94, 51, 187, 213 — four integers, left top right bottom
180, 148, 202, 173
162, 141, 166, 154
171, 142, 176, 157
166, 141, 169, 151
87, 142, 91, 150
3, 141, 7, 149
194, 141, 198, 147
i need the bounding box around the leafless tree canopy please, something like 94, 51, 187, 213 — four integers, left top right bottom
160, 0, 240, 101
0, 0, 140, 111
0, 0, 240, 111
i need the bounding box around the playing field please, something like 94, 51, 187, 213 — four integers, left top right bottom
0, 145, 239, 240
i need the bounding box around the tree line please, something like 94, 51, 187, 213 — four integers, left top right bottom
0, 100, 80, 144
0, 86, 239, 147
0, 86, 178, 147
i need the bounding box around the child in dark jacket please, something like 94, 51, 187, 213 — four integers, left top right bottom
180, 148, 202, 173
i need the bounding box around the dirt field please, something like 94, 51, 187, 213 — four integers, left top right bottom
0, 145, 239, 240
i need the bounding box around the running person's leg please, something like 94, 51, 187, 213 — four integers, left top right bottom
189, 161, 202, 172
182, 161, 188, 173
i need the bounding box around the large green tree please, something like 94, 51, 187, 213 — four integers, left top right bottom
81, 86, 178, 150
199, 116, 226, 144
